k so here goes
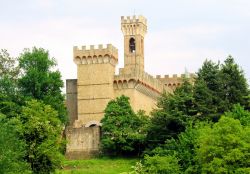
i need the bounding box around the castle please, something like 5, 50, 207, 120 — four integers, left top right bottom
65, 15, 194, 159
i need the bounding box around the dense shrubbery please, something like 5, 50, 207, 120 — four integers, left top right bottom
0, 114, 31, 174
0, 48, 66, 173
130, 109, 250, 174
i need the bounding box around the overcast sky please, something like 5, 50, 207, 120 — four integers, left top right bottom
1, 0, 250, 89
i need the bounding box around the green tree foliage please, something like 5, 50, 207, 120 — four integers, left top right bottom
0, 48, 66, 173
18, 47, 67, 123
225, 104, 250, 126
147, 56, 250, 150
20, 100, 64, 174
143, 155, 180, 174
101, 95, 148, 156
0, 114, 31, 174
0, 49, 19, 79
147, 121, 206, 173
0, 49, 22, 117
146, 79, 195, 148
194, 56, 250, 121
193, 60, 222, 120
220, 56, 250, 110
146, 106, 250, 173
196, 116, 250, 173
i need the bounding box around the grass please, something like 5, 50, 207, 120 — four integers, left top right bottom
56, 157, 138, 174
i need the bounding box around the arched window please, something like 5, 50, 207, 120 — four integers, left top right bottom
129, 38, 135, 53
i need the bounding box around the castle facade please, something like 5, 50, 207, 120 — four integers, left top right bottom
65, 15, 192, 159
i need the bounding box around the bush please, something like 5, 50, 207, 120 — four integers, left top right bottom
20, 100, 64, 173
143, 155, 180, 174
196, 116, 250, 173
0, 114, 31, 174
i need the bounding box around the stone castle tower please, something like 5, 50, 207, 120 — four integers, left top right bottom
121, 15, 147, 74
65, 15, 193, 159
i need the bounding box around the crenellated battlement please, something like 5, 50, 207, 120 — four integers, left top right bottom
156, 73, 196, 88
156, 73, 196, 79
73, 44, 118, 65
114, 70, 169, 94
121, 15, 147, 36
121, 15, 147, 25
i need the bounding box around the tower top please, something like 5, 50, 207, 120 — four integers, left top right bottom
73, 44, 118, 66
73, 44, 118, 59
121, 15, 147, 37
121, 15, 147, 25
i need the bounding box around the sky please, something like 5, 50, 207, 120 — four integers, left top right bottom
0, 0, 250, 90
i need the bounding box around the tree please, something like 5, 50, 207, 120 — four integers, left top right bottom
0, 49, 22, 119
148, 122, 204, 173
0, 49, 19, 79
0, 48, 66, 173
224, 104, 250, 126
196, 116, 250, 173
146, 79, 195, 148
101, 95, 146, 156
193, 57, 250, 121
220, 55, 250, 110
146, 106, 250, 173
0, 114, 31, 174
0, 49, 19, 97
20, 100, 64, 174
193, 60, 223, 120
18, 47, 67, 123
142, 56, 250, 173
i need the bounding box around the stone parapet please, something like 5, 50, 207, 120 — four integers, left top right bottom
121, 15, 147, 36
121, 15, 147, 26
156, 73, 196, 88
73, 44, 118, 66
156, 73, 196, 79
114, 69, 168, 94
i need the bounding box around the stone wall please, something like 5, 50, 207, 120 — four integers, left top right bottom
114, 88, 157, 114
65, 126, 100, 159
73, 44, 118, 127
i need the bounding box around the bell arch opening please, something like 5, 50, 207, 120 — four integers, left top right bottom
129, 38, 135, 53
